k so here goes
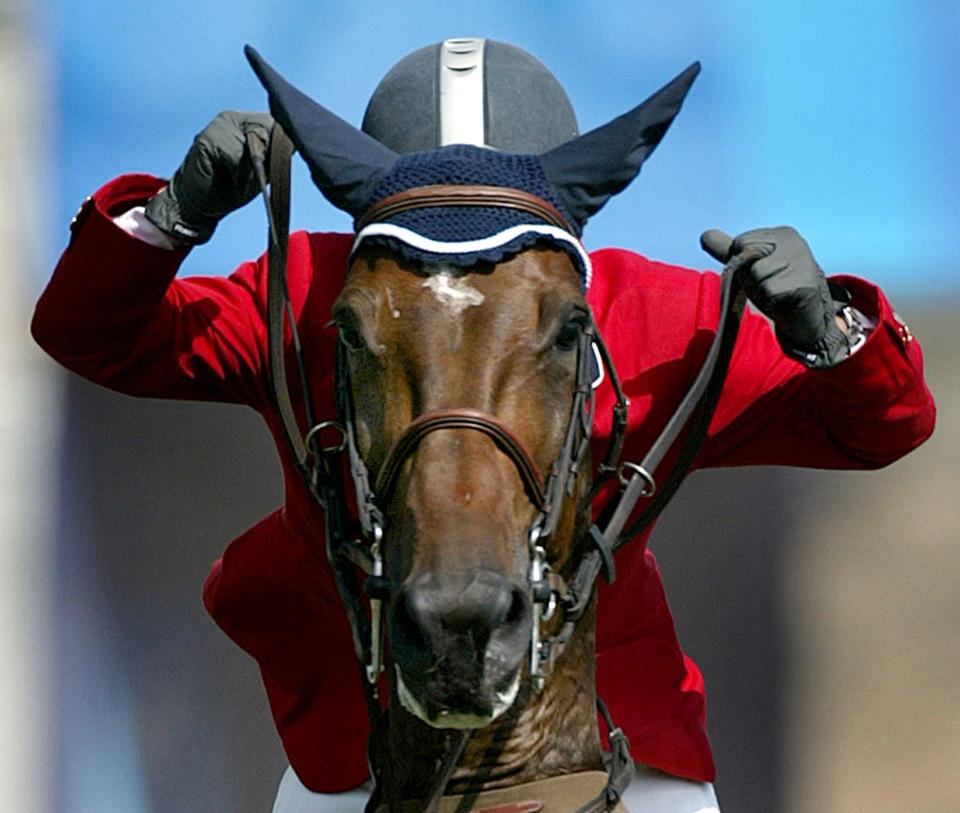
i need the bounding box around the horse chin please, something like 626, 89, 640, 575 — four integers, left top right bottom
395, 665, 521, 730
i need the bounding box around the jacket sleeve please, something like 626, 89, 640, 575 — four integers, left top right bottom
589, 249, 935, 473
696, 270, 936, 470
32, 174, 273, 407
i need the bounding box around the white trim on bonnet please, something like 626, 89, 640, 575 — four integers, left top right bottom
351, 222, 594, 289
590, 342, 605, 390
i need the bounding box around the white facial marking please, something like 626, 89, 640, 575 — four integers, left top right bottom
385, 286, 401, 319
421, 273, 485, 317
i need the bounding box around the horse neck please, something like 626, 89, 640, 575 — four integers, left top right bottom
385, 599, 603, 799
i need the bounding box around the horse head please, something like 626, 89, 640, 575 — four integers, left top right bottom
246, 45, 699, 797
335, 243, 590, 728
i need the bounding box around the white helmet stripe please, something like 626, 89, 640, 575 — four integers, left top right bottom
439, 38, 487, 147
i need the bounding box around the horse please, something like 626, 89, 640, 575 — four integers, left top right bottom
334, 243, 613, 810
243, 46, 737, 812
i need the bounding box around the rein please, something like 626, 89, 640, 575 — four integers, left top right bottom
248, 126, 752, 812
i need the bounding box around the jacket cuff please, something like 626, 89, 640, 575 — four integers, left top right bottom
89, 172, 168, 217
809, 274, 932, 463
65, 174, 190, 268
820, 275, 919, 384
35, 176, 192, 356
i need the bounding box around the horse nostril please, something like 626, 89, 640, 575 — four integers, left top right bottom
505, 586, 527, 627
392, 571, 527, 653
477, 578, 512, 629
390, 585, 430, 653
454, 571, 523, 633
398, 582, 428, 629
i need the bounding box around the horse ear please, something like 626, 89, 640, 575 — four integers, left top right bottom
540, 62, 700, 226
245, 45, 397, 216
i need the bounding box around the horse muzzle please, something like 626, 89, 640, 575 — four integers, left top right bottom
389, 568, 530, 728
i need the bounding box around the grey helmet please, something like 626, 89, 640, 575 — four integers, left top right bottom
361, 38, 579, 154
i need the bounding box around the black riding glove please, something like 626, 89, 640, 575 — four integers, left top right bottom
700, 226, 852, 369
145, 110, 274, 245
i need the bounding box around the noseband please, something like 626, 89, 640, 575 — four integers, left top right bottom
375, 408, 548, 511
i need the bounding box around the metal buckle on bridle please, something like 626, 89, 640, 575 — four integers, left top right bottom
305, 420, 348, 455
365, 520, 386, 684
527, 524, 557, 690
617, 461, 656, 496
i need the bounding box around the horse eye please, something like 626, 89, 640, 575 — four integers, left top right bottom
554, 316, 585, 352
337, 321, 366, 351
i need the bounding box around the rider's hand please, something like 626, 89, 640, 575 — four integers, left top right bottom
700, 226, 852, 369
145, 111, 274, 245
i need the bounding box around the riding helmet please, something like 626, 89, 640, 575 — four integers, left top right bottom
361, 37, 579, 154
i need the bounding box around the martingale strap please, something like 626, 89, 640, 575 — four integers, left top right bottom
603, 246, 767, 552
250, 124, 328, 496
604, 253, 753, 551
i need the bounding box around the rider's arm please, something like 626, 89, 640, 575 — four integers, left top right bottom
32, 175, 263, 405
33, 174, 272, 407
696, 269, 935, 469
589, 249, 934, 472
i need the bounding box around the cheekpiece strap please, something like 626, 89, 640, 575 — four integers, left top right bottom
355, 183, 575, 234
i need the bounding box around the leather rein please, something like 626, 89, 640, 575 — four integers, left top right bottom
248, 126, 754, 812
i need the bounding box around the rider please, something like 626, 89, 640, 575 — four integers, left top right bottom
32, 38, 935, 813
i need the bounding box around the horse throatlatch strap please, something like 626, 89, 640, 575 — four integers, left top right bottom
355, 184, 576, 234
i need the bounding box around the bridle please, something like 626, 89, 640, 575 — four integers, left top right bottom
248, 126, 757, 812
334, 301, 618, 692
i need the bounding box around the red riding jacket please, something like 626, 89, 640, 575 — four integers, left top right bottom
32, 174, 936, 791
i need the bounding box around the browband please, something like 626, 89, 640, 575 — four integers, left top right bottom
355, 184, 575, 234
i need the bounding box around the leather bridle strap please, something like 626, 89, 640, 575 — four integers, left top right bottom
355, 184, 575, 234
375, 408, 549, 511
602, 247, 760, 552
249, 126, 403, 813
259, 127, 311, 470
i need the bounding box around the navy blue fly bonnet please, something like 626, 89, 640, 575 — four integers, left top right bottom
245, 45, 699, 290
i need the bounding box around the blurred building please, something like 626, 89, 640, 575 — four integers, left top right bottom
0, 5, 57, 813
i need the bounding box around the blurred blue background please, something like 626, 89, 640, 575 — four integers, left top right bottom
23, 2, 957, 812
50, 0, 958, 300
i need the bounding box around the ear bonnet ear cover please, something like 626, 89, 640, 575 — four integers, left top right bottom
245, 44, 397, 216
245, 46, 699, 289
540, 61, 700, 226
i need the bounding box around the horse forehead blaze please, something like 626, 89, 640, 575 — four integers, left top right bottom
420, 274, 485, 317
341, 246, 585, 342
